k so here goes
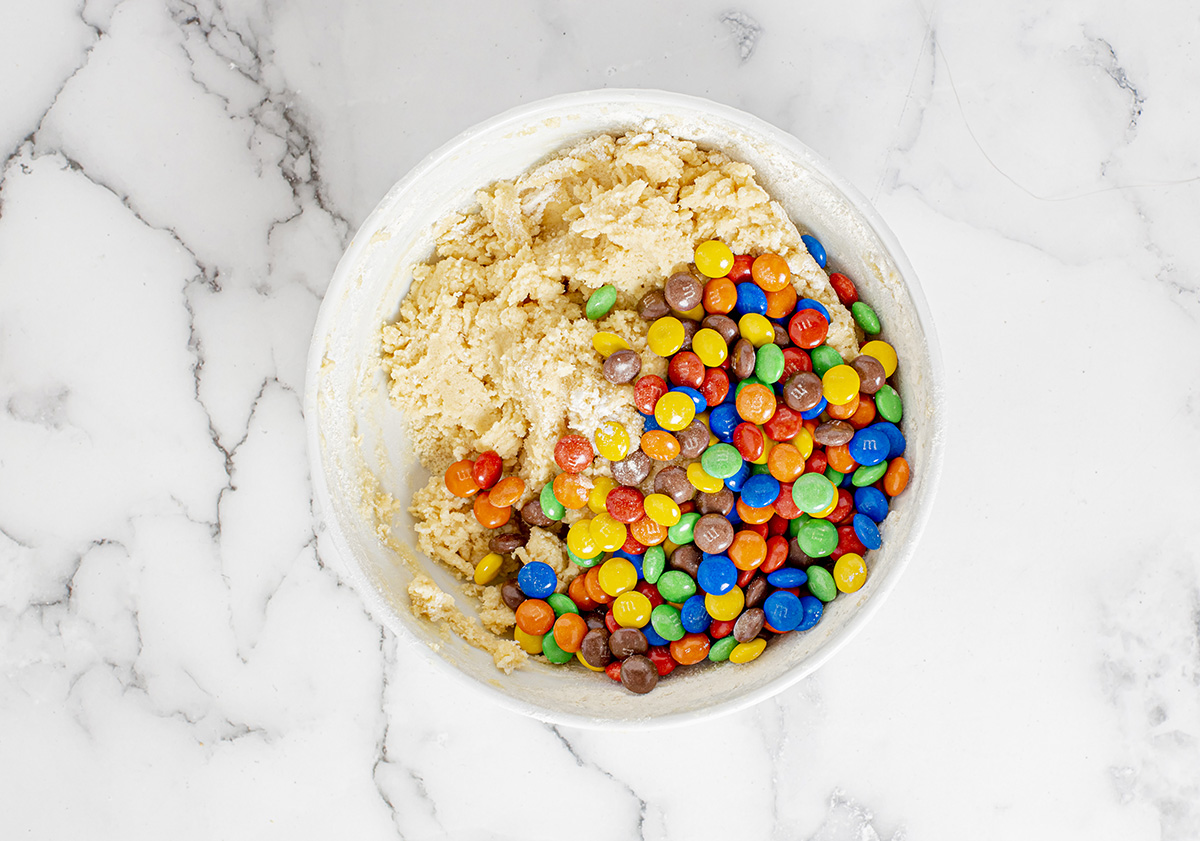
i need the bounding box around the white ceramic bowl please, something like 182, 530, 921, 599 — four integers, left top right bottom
304, 89, 945, 728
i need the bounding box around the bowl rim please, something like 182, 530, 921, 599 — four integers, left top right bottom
303, 87, 947, 730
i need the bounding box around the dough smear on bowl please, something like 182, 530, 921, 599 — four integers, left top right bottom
378, 130, 859, 670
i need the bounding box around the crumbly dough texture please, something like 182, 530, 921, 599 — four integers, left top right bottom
379, 130, 860, 668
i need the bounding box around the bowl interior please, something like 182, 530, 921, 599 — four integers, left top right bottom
306, 90, 944, 727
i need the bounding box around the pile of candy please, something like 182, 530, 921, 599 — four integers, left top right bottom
444, 236, 910, 694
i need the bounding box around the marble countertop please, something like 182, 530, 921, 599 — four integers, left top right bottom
3, 1, 1198, 838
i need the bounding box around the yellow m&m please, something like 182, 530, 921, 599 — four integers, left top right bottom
590, 513, 628, 552
473, 552, 503, 585
592, 331, 631, 357
515, 626, 544, 654
611, 591, 652, 628
737, 313, 775, 347
833, 553, 868, 593
644, 493, 682, 527
729, 638, 767, 664
822, 364, 861, 406
647, 317, 685, 356
567, 520, 601, 559
686, 462, 724, 493
598, 557, 637, 596
654, 392, 696, 431
705, 586, 745, 621
694, 239, 734, 278
588, 476, 617, 515
692, 328, 728, 366
793, 426, 814, 459
859, 340, 897, 377
595, 420, 630, 461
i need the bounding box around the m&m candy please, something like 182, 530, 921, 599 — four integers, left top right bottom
448, 239, 915, 695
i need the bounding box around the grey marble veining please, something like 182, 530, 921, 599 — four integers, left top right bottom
2, 1, 1198, 838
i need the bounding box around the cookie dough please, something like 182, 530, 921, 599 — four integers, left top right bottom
378, 129, 859, 669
